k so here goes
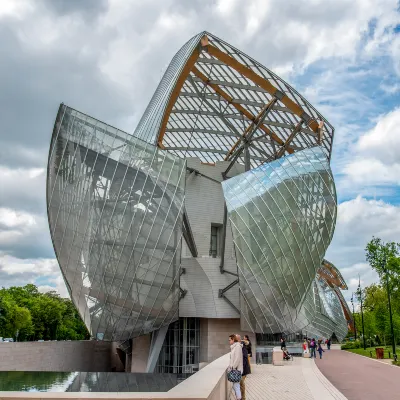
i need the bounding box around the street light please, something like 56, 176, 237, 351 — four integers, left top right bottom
382, 256, 397, 360
350, 292, 357, 340
357, 277, 366, 350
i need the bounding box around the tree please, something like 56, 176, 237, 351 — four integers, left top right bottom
0, 285, 89, 341
365, 237, 400, 291
366, 237, 400, 354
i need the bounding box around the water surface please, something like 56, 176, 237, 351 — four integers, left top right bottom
0, 371, 189, 392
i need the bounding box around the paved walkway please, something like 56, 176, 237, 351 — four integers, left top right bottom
229, 357, 346, 400
315, 348, 400, 400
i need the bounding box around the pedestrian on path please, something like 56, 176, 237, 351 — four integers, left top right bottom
302, 339, 308, 355
317, 342, 325, 359
228, 334, 243, 400
243, 335, 252, 372
310, 338, 316, 358
237, 334, 251, 400
327, 337, 331, 350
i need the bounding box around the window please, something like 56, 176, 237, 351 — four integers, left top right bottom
209, 224, 222, 258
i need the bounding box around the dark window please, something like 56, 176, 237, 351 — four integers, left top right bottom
210, 225, 219, 258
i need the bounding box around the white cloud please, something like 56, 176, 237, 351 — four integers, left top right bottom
338, 108, 400, 194
0, 254, 58, 275
380, 82, 400, 94
0, 253, 68, 297
0, 0, 32, 19
326, 196, 400, 298
0, 208, 36, 228
0, 166, 46, 213
38, 274, 69, 298
357, 107, 400, 164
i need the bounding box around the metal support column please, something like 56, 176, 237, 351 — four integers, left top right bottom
146, 324, 169, 373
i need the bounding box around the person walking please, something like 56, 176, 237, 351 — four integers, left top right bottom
237, 334, 251, 400
302, 339, 308, 356
327, 337, 331, 350
310, 338, 316, 358
243, 335, 252, 372
317, 342, 325, 359
228, 334, 243, 400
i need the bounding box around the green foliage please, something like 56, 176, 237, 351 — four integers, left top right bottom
365, 237, 400, 294
341, 340, 361, 349
358, 237, 400, 348
0, 285, 89, 341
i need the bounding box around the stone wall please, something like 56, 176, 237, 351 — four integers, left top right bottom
0, 341, 116, 372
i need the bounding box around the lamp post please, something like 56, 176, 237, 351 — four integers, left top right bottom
382, 256, 397, 360
351, 293, 357, 340
357, 277, 366, 350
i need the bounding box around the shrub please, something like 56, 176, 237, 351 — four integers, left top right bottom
341, 341, 361, 349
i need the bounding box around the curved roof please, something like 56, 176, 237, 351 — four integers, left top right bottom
134, 31, 334, 168
319, 259, 348, 290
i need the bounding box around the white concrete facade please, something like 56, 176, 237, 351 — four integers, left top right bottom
180, 159, 244, 319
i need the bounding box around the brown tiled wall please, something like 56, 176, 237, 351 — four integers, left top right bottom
0, 341, 114, 372
200, 318, 256, 364
130, 334, 151, 372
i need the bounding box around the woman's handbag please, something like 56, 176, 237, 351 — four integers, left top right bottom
227, 368, 242, 383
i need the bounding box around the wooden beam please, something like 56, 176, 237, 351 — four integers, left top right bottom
224, 99, 272, 160
191, 66, 293, 154
317, 120, 324, 144
275, 121, 303, 159
205, 44, 319, 133
157, 48, 202, 147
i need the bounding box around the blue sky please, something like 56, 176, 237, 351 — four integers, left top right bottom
0, 0, 399, 304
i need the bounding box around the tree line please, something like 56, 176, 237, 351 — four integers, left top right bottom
346, 237, 400, 347
0, 284, 89, 341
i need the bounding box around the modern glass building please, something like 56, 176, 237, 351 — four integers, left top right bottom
47, 32, 351, 372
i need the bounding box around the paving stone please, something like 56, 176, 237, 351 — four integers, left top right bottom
227, 356, 348, 400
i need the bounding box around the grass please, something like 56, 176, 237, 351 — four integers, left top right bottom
344, 346, 400, 360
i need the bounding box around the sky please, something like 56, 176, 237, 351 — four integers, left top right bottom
0, 0, 399, 305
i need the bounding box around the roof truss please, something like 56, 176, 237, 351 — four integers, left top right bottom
155, 33, 334, 168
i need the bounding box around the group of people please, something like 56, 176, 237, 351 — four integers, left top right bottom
227, 334, 332, 399
303, 337, 332, 359
228, 334, 252, 400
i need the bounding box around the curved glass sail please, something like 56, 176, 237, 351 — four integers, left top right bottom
47, 105, 186, 341
301, 275, 348, 341
222, 147, 337, 334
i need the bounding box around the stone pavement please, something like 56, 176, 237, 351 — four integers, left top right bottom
315, 348, 400, 400
228, 357, 346, 400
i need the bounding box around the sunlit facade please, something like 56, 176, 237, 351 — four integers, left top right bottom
47, 32, 349, 371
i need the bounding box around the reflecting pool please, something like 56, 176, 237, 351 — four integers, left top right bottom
0, 371, 190, 392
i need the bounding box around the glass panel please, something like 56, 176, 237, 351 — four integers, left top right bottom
222, 147, 339, 336
47, 105, 186, 341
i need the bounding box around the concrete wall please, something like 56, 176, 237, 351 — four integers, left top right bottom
180, 159, 244, 319
0, 341, 116, 372
199, 318, 256, 364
